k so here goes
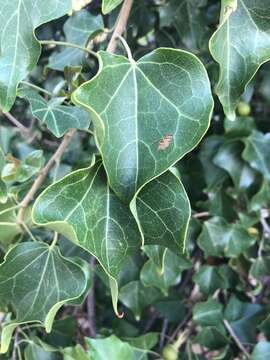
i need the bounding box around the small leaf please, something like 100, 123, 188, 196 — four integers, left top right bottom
24, 343, 58, 360
213, 140, 257, 191
86, 335, 134, 359
102, 0, 123, 14
209, 0, 270, 119
140, 250, 191, 295
48, 10, 104, 71
143, 245, 167, 273
193, 265, 225, 296
193, 298, 223, 327
159, 0, 209, 51
73, 48, 213, 202
0, 242, 88, 353
135, 169, 190, 253
199, 135, 229, 191
62, 345, 89, 360
0, 0, 72, 111
195, 326, 228, 350
243, 131, 270, 181
250, 181, 270, 212
252, 342, 270, 360
119, 280, 160, 320
19, 88, 90, 138
198, 217, 256, 258
32, 162, 141, 314
224, 295, 263, 344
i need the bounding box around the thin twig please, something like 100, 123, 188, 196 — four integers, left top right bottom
2, 112, 29, 134
107, 0, 134, 53
17, 128, 76, 224
20, 81, 54, 97
260, 209, 270, 237
193, 211, 210, 219
39, 40, 98, 59
87, 257, 97, 338
223, 319, 251, 359
159, 319, 169, 350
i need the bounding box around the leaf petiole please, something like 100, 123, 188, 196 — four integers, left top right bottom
39, 40, 98, 59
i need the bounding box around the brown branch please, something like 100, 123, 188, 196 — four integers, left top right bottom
223, 320, 251, 359
107, 0, 134, 53
2, 112, 29, 134
17, 128, 76, 224
87, 257, 97, 338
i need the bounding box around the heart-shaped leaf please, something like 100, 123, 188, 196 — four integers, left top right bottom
48, 10, 104, 71
0, 242, 88, 353
0, 0, 72, 112
32, 161, 141, 314
135, 169, 190, 253
19, 88, 90, 138
209, 0, 270, 120
198, 216, 256, 257
73, 48, 213, 202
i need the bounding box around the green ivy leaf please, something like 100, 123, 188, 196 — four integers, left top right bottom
213, 140, 257, 191
193, 298, 223, 327
73, 48, 213, 203
224, 296, 263, 344
199, 136, 229, 191
102, 0, 123, 14
140, 250, 191, 295
19, 88, 90, 138
0, 0, 72, 112
250, 181, 270, 212
250, 257, 270, 279
209, 0, 270, 120
193, 265, 225, 296
243, 131, 270, 181
159, 0, 208, 51
48, 10, 104, 71
2, 150, 44, 183
24, 343, 58, 360
63, 345, 89, 360
0, 200, 22, 249
32, 162, 141, 314
119, 280, 160, 320
198, 216, 256, 257
136, 169, 190, 253
143, 245, 167, 274
0, 242, 88, 353
194, 326, 228, 350
252, 342, 270, 360
127, 333, 158, 359
86, 335, 134, 360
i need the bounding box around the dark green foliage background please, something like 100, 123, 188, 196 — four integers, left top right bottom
1, 0, 270, 359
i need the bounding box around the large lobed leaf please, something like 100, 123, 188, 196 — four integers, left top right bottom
209, 0, 270, 120
32, 161, 141, 313
0, 242, 88, 353
0, 0, 72, 112
73, 48, 213, 203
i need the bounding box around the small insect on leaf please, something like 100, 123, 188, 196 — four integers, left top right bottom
158, 135, 173, 151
